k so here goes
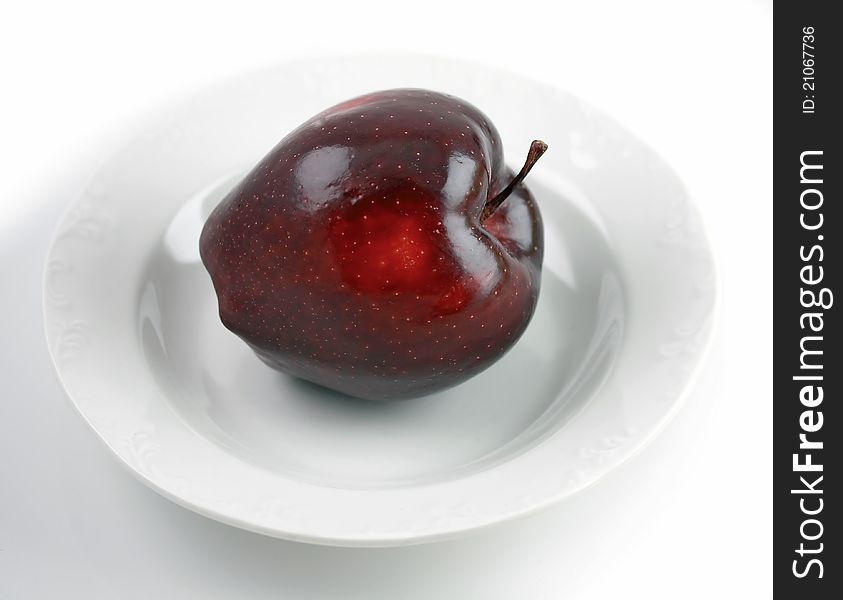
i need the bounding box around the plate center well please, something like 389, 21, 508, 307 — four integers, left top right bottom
136, 173, 624, 488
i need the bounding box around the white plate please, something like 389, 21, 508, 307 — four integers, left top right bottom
43, 55, 716, 547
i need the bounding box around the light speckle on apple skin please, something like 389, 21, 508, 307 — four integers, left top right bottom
199, 89, 543, 401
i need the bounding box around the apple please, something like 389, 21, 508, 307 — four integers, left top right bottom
200, 89, 546, 400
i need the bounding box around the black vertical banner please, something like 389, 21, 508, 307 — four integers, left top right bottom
774, 2, 840, 597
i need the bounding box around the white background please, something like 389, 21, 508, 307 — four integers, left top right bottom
0, 1, 771, 597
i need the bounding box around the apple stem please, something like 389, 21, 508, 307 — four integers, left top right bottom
481, 140, 548, 221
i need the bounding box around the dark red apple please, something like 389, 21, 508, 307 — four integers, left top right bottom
200, 89, 546, 400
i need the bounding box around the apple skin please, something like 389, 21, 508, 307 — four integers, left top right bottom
200, 89, 543, 400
